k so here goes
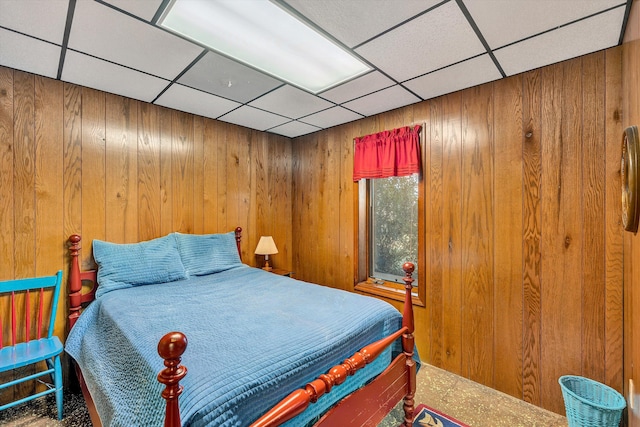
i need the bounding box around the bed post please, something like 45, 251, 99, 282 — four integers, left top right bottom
158, 332, 188, 427
401, 262, 416, 426
68, 235, 83, 331
235, 227, 242, 261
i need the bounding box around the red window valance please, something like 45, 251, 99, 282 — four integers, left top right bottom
353, 125, 421, 182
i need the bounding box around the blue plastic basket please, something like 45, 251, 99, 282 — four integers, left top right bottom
559, 375, 626, 427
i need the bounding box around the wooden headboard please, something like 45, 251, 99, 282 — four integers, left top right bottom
67, 227, 243, 330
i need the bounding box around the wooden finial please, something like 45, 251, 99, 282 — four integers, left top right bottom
157, 332, 188, 427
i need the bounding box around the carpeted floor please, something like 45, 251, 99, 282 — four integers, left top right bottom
0, 364, 567, 427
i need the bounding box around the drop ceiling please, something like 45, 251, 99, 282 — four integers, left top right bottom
0, 0, 631, 138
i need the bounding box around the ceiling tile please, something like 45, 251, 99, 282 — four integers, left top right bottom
404, 55, 502, 100
61, 50, 169, 103
464, 0, 625, 49
355, 1, 486, 82
319, 71, 395, 104
285, 0, 440, 48
0, 0, 68, 44
154, 84, 240, 120
268, 121, 321, 138
178, 51, 283, 104
301, 106, 364, 129
342, 85, 420, 117
0, 29, 60, 78
218, 106, 290, 131
495, 6, 626, 77
101, 0, 164, 22
249, 85, 334, 119
68, 0, 203, 80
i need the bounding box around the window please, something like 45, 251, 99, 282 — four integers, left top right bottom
356, 176, 424, 306
370, 175, 418, 284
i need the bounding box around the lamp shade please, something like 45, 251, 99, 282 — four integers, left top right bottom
255, 236, 278, 255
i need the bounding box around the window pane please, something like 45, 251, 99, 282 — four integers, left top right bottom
370, 175, 418, 283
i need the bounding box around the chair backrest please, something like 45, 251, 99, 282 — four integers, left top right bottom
0, 271, 63, 348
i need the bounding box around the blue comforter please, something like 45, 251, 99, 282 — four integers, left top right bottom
65, 265, 405, 427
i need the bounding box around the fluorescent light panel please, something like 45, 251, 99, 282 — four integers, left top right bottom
159, 0, 371, 94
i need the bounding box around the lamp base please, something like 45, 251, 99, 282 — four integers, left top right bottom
262, 260, 273, 271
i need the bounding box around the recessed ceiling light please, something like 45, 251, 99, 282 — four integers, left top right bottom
158, 0, 372, 94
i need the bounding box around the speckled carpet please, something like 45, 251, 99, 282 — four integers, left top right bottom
0, 391, 91, 426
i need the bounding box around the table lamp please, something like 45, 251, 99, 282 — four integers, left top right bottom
255, 236, 278, 271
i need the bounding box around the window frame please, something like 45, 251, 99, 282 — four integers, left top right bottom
355, 175, 425, 307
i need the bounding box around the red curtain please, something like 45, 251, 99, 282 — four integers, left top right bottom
353, 125, 421, 182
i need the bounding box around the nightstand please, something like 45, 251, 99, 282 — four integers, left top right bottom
269, 268, 294, 278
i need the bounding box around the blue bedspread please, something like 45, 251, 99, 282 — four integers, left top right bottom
65, 266, 406, 427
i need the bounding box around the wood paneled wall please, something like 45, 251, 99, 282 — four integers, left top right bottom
0, 66, 292, 404
622, 1, 640, 424
292, 48, 624, 415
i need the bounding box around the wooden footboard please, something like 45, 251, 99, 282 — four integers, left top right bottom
155, 263, 417, 427
68, 232, 416, 427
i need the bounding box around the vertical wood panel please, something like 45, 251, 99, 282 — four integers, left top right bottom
604, 47, 623, 392
236, 127, 252, 260
63, 83, 82, 261
492, 75, 524, 399
13, 71, 36, 279
12, 70, 35, 400
581, 52, 606, 383
159, 107, 173, 236
461, 84, 494, 386
428, 98, 444, 367
215, 122, 229, 232
522, 69, 542, 406
0, 68, 14, 404
193, 116, 204, 234
81, 88, 106, 266
105, 95, 138, 243
34, 75, 63, 285
0, 67, 14, 281
138, 103, 161, 241
202, 119, 219, 234
171, 110, 194, 233
441, 91, 463, 376
540, 59, 583, 413
340, 122, 357, 291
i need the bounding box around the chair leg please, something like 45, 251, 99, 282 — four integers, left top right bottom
54, 355, 63, 420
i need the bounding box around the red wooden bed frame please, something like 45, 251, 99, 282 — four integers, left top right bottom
67, 228, 417, 427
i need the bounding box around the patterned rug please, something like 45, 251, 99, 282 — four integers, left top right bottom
413, 403, 470, 427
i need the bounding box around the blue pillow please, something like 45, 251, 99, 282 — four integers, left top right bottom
93, 235, 187, 298
174, 232, 243, 276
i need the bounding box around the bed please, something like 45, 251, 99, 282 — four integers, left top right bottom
65, 228, 418, 427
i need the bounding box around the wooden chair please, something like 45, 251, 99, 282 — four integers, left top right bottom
0, 271, 63, 420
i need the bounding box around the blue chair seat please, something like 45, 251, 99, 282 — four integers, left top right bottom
0, 337, 63, 372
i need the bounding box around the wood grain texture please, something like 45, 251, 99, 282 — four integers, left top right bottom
138, 102, 161, 241
427, 98, 444, 367
0, 66, 14, 406
292, 48, 623, 415
0, 65, 292, 406
522, 69, 542, 406
539, 59, 583, 414
0, 42, 626, 416
0, 66, 14, 282
81, 87, 106, 268
460, 84, 494, 386
604, 47, 623, 394
441, 91, 463, 376
623, 9, 640, 425
492, 75, 524, 399
581, 52, 606, 383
